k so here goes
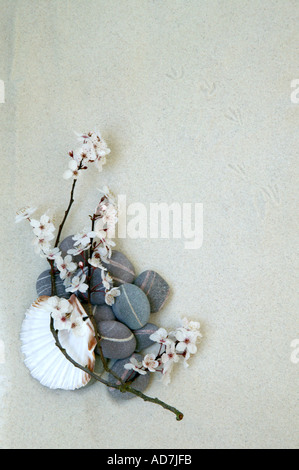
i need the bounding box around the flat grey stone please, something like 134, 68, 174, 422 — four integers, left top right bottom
134, 270, 170, 313
134, 323, 159, 352
36, 269, 70, 299
112, 283, 150, 330
96, 320, 136, 359
93, 304, 116, 322
102, 251, 135, 286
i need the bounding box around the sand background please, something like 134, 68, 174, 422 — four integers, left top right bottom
0, 0, 298, 449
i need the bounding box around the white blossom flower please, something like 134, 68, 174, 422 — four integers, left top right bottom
73, 146, 95, 165
180, 317, 202, 336
67, 243, 89, 256
96, 186, 116, 208
105, 287, 120, 306
101, 270, 113, 291
181, 349, 191, 369
75, 131, 111, 172
15, 207, 37, 223
45, 296, 73, 331
63, 159, 81, 180
88, 250, 106, 269
70, 318, 87, 337
65, 274, 89, 294
161, 362, 174, 385
30, 214, 55, 239
43, 246, 61, 260
149, 328, 172, 346
62, 270, 75, 288
142, 354, 159, 372
69, 310, 87, 337
124, 357, 147, 375
159, 343, 180, 385
175, 328, 198, 355
32, 236, 53, 255
92, 226, 107, 241
92, 235, 115, 263
55, 255, 77, 279
72, 228, 96, 247
161, 342, 180, 367
102, 204, 118, 232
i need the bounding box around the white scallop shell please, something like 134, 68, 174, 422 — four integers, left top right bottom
20, 295, 97, 390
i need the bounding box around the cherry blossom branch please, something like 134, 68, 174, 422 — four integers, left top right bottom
49, 316, 184, 421
47, 157, 184, 420
54, 159, 83, 248
49, 259, 57, 296
87, 215, 96, 295
48, 239, 183, 419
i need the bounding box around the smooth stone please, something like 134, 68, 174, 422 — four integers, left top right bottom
112, 283, 150, 330
108, 353, 151, 400
76, 266, 105, 305
36, 269, 70, 299
82, 304, 116, 322
134, 323, 159, 352
92, 304, 116, 322
134, 270, 170, 313
97, 320, 136, 359
102, 251, 135, 286
59, 234, 86, 265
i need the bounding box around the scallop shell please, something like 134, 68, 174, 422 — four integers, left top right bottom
20, 294, 97, 390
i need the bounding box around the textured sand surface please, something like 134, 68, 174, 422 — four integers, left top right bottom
0, 0, 298, 449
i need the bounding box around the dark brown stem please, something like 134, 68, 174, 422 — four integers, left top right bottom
48, 259, 57, 296
87, 215, 95, 294
49, 317, 184, 421
47, 169, 184, 421
54, 160, 83, 248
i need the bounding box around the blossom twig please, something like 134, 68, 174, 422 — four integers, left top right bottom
48, 198, 183, 420
54, 160, 83, 248
49, 316, 184, 421
42, 134, 185, 421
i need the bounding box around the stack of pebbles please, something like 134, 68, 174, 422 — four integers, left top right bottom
36, 236, 170, 399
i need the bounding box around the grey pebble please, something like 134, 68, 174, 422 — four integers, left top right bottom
93, 304, 116, 322
134, 323, 159, 352
108, 353, 151, 400
97, 320, 136, 359
36, 269, 70, 299
134, 270, 170, 313
112, 283, 151, 330
102, 251, 135, 286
